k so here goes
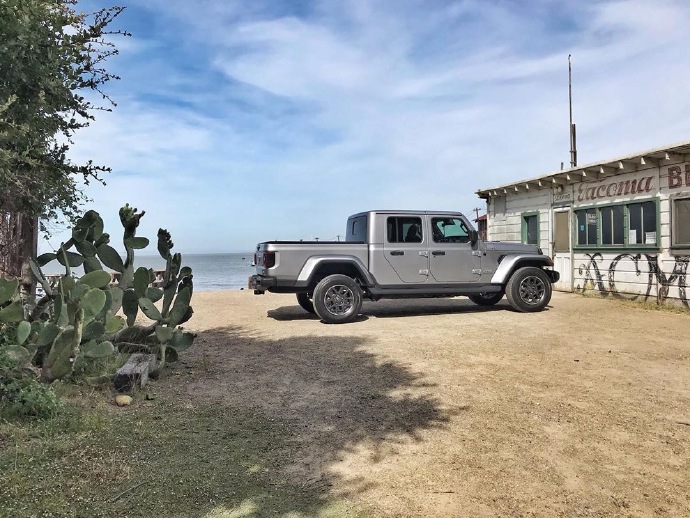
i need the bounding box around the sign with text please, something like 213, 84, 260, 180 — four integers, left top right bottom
552, 192, 572, 205
577, 173, 655, 202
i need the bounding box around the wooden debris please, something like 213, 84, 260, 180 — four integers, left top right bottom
114, 353, 157, 392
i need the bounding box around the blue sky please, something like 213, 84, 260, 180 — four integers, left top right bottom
44, 0, 690, 253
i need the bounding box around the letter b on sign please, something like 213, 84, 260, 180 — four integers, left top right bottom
668, 165, 690, 189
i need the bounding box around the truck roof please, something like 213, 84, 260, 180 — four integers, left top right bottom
348, 210, 467, 218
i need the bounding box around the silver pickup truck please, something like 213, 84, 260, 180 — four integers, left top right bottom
249, 210, 559, 323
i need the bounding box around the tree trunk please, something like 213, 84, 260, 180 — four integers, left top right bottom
0, 211, 38, 297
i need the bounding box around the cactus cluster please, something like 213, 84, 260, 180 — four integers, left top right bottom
0, 205, 196, 382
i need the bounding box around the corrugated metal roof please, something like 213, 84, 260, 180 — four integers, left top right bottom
476, 139, 690, 199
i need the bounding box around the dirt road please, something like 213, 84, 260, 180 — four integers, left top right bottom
167, 290, 690, 516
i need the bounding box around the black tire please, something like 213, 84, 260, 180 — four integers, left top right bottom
468, 291, 504, 306
312, 274, 363, 324
296, 292, 315, 314
505, 267, 552, 312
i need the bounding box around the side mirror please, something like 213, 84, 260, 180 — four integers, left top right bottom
469, 230, 479, 245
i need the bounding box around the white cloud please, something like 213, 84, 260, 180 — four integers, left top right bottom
43, 0, 690, 253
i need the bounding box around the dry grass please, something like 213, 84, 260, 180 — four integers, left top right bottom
0, 392, 363, 517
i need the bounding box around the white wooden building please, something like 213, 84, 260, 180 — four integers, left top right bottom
476, 141, 690, 308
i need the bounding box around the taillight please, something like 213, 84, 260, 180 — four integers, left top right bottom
260, 252, 276, 268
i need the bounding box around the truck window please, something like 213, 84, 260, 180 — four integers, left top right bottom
387, 217, 423, 243
431, 217, 469, 243
346, 215, 367, 242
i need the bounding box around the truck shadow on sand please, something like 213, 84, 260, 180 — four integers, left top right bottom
143, 325, 463, 517
267, 298, 535, 321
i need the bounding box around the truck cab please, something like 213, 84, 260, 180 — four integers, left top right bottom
363, 211, 481, 285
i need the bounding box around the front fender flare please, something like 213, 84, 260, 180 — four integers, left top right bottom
490, 255, 556, 284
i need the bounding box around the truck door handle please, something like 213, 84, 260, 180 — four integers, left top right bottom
390, 250, 404, 256
432, 250, 445, 256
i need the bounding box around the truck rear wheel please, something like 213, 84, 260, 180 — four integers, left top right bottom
296, 292, 315, 314
313, 274, 363, 324
468, 291, 504, 306
505, 267, 552, 312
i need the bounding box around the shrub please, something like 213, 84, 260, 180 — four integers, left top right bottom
0, 347, 61, 420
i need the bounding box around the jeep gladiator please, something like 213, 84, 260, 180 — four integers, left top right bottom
249, 210, 559, 323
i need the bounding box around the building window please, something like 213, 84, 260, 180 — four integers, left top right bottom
574, 199, 658, 249
628, 201, 657, 245
493, 196, 506, 216
553, 210, 570, 252
576, 208, 597, 246
600, 205, 624, 245
521, 212, 539, 245
672, 197, 690, 247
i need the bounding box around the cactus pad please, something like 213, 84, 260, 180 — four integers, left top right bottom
79, 270, 112, 289
0, 278, 18, 303
82, 340, 115, 359
16, 321, 31, 345
139, 298, 162, 321
97, 244, 125, 273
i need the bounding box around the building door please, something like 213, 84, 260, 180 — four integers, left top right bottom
552, 208, 572, 291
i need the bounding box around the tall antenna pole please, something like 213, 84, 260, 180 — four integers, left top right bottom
569, 54, 577, 167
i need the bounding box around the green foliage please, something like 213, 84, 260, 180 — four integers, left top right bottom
0, 348, 61, 420
0, 0, 129, 226
0, 278, 18, 302
0, 321, 17, 347
1, 205, 197, 386
0, 300, 24, 323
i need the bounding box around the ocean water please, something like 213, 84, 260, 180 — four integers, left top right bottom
45, 253, 255, 292
137, 253, 256, 292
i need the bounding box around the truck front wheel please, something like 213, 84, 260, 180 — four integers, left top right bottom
313, 274, 363, 324
505, 267, 552, 312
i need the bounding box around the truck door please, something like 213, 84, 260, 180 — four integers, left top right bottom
428, 216, 481, 283
381, 215, 430, 283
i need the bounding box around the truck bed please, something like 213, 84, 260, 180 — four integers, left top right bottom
254, 241, 369, 287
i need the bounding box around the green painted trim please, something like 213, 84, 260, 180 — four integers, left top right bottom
520, 211, 540, 245
671, 196, 690, 247
572, 245, 661, 252
572, 197, 660, 250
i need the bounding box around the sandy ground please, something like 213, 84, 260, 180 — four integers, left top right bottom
163, 290, 690, 517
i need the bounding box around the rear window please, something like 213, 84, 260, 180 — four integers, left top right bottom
346, 215, 367, 242
387, 216, 423, 243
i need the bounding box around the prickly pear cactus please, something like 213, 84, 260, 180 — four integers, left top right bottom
0, 204, 196, 383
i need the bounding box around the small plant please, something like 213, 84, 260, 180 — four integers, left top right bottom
0, 348, 61, 420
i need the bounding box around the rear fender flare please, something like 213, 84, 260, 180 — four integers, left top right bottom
297, 256, 375, 287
